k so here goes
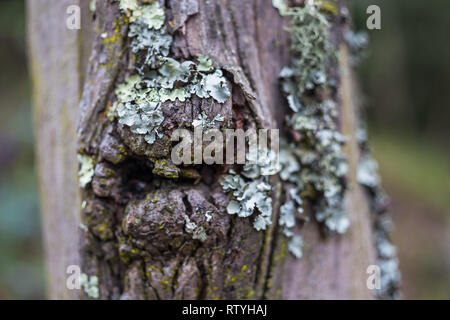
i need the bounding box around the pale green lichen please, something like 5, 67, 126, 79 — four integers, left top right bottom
139, 2, 165, 30
357, 125, 401, 299
127, 19, 230, 103
192, 112, 224, 130
197, 55, 213, 72
128, 21, 172, 68
344, 30, 369, 64
277, 3, 349, 236
277, 147, 306, 255
119, 0, 164, 29
191, 70, 230, 104
80, 273, 99, 299
78, 154, 95, 188
184, 215, 207, 242
158, 58, 194, 88
279, 2, 334, 97
279, 201, 296, 235
119, 0, 139, 13
272, 0, 287, 15
357, 154, 380, 188
280, 101, 349, 234
222, 151, 279, 231
111, 2, 230, 146
89, 0, 96, 12
287, 235, 304, 259
115, 76, 165, 144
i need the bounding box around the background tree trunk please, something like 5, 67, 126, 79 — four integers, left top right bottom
29, 0, 378, 299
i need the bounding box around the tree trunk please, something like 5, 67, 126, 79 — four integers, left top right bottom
28, 0, 399, 300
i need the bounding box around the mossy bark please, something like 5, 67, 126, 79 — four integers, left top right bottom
30, 0, 376, 299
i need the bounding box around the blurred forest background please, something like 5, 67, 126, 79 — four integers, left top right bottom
0, 0, 448, 299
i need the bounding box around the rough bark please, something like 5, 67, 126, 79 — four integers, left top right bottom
29, 0, 378, 299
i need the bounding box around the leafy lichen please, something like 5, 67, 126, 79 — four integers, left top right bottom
80, 273, 99, 299
184, 215, 207, 242
280, 2, 334, 97
272, 0, 287, 15
357, 125, 401, 299
197, 55, 213, 72
287, 235, 304, 259
270, 1, 351, 258
111, 2, 231, 146
115, 75, 165, 144
221, 150, 280, 231
357, 154, 380, 188
276, 2, 349, 239
78, 154, 95, 188
119, 0, 164, 29
139, 2, 165, 30
192, 112, 224, 130
89, 0, 96, 13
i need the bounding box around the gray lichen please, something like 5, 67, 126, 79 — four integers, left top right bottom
271, 1, 350, 258
287, 235, 304, 259
114, 74, 165, 144
78, 154, 95, 188
184, 215, 207, 242
344, 30, 369, 65
192, 112, 224, 131
221, 150, 279, 231
222, 174, 272, 231
357, 125, 401, 299
80, 273, 99, 299
272, 0, 287, 16
276, 2, 349, 237
357, 154, 380, 188
196, 54, 213, 72
283, 99, 349, 234
112, 1, 231, 146
279, 2, 334, 97
119, 0, 164, 29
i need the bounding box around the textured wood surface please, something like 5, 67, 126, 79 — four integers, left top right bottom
29, 0, 376, 299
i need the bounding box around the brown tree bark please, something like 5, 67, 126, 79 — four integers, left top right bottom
29, 0, 384, 299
